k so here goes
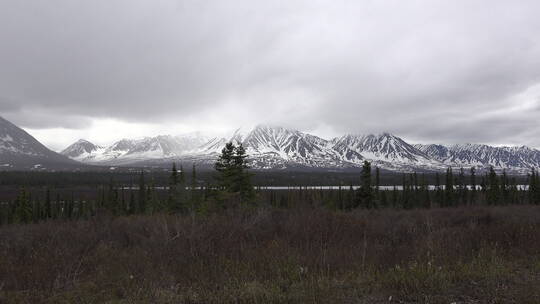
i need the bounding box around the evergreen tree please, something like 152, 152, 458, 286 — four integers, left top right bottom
44, 188, 52, 219
138, 171, 147, 214
501, 169, 509, 205
190, 164, 199, 212
215, 142, 254, 202
215, 142, 236, 191
347, 184, 355, 210
380, 189, 388, 208
470, 167, 477, 205
167, 162, 181, 213
412, 172, 419, 208
233, 144, 254, 201
33, 198, 41, 223
487, 167, 500, 205
171, 162, 179, 185
14, 188, 32, 224
356, 161, 373, 209
444, 167, 454, 207
457, 168, 466, 206
421, 174, 431, 208
528, 169, 535, 204
509, 177, 518, 205
120, 187, 126, 215
392, 185, 398, 208
54, 193, 61, 219
401, 174, 410, 209
374, 166, 380, 205
129, 190, 136, 214
434, 172, 443, 207
147, 179, 162, 214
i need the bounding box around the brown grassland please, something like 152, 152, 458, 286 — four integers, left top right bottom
1, 205, 540, 303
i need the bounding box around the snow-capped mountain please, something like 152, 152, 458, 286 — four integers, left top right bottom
59, 124, 540, 173
61, 133, 214, 165
331, 133, 437, 170
415, 143, 540, 171
4, 114, 538, 173
241, 125, 357, 169
61, 139, 103, 161
0, 116, 78, 169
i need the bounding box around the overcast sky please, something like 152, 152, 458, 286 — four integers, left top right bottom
1, 0, 540, 150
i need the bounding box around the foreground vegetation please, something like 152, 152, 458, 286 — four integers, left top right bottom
1, 205, 539, 303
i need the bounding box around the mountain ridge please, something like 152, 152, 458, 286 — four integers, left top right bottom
0, 116, 79, 170
2, 115, 538, 172
59, 124, 540, 173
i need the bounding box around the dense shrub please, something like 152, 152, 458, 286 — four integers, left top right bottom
1, 205, 539, 303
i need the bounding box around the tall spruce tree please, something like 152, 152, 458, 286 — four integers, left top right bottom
501, 169, 509, 205
215, 142, 254, 202
470, 167, 477, 205
401, 174, 410, 209
233, 144, 254, 200
457, 168, 466, 206
487, 167, 500, 205
444, 167, 454, 207
528, 169, 534, 204
421, 173, 431, 208
14, 188, 32, 224
138, 171, 146, 214
412, 172, 419, 208
168, 162, 180, 213
356, 161, 373, 209
190, 164, 199, 212
435, 172, 443, 207
44, 188, 52, 219
215, 142, 236, 191
374, 166, 380, 205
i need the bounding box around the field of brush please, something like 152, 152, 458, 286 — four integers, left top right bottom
1, 205, 539, 303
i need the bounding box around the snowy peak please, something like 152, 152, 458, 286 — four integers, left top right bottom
416, 143, 540, 170
124, 136, 180, 157
333, 133, 430, 165
61, 132, 215, 164
241, 125, 346, 167
61, 139, 102, 159
244, 125, 324, 155
58, 124, 540, 172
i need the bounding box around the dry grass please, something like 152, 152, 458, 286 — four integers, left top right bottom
1, 205, 540, 303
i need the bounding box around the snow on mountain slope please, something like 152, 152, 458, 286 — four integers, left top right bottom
332, 133, 440, 170
59, 124, 540, 172
415, 143, 540, 171
61, 133, 215, 164
0, 116, 78, 169
413, 144, 450, 160
61, 139, 104, 161
241, 125, 354, 168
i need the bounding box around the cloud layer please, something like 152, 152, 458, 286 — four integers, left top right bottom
1, 0, 540, 149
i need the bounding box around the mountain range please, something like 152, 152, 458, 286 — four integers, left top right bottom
1, 116, 540, 172
60, 124, 540, 173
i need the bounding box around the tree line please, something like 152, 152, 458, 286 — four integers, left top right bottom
347, 161, 540, 210
1, 147, 540, 225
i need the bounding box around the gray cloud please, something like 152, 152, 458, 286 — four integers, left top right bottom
1, 0, 540, 147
